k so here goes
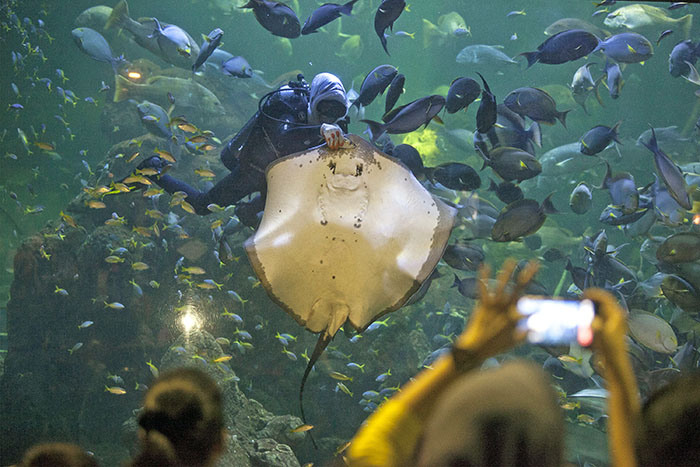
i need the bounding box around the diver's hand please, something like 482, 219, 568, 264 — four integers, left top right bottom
454, 259, 539, 360
321, 123, 346, 150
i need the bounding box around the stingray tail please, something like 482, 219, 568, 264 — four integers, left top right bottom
300, 331, 333, 449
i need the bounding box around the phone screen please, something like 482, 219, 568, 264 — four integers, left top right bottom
517, 297, 595, 347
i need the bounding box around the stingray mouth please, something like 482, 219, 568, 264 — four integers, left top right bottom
327, 160, 364, 190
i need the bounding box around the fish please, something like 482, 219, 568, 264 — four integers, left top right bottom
503, 87, 569, 127
374, 0, 406, 55
68, 343, 83, 355
544, 18, 610, 39
149, 17, 193, 60
384, 73, 405, 114
240, 0, 301, 38
221, 56, 253, 78
668, 40, 700, 77
488, 179, 524, 204
579, 121, 622, 156
656, 232, 700, 264
598, 161, 639, 214
442, 242, 484, 271
445, 77, 480, 113
425, 162, 481, 192
113, 75, 225, 116
422, 12, 469, 47
192, 28, 224, 72
291, 424, 314, 433
361, 95, 445, 141
604, 4, 692, 38
456, 45, 518, 67
479, 146, 541, 183
570, 63, 603, 114
520, 29, 600, 68
104, 301, 125, 310
104, 385, 127, 395
474, 104, 541, 156
71, 28, 123, 72
569, 182, 593, 214
301, 1, 358, 35
604, 59, 623, 99
475, 72, 497, 134
491, 195, 557, 242
78, 321, 93, 329
105, 0, 199, 69
75, 5, 114, 29
598, 32, 653, 63
657, 29, 673, 46
640, 127, 691, 210
353, 64, 397, 108
452, 275, 479, 299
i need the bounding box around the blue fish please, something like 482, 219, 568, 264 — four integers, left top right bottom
598, 32, 653, 64
240, 0, 301, 39
71, 27, 124, 72
221, 56, 253, 78
520, 29, 600, 68
302, 0, 358, 35
374, 0, 406, 55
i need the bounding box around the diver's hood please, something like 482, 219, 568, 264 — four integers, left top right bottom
308, 72, 348, 125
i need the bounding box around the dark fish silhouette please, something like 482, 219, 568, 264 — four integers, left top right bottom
374, 0, 406, 55
241, 0, 301, 38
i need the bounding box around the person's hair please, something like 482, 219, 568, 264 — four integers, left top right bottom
636, 371, 700, 467
20, 442, 98, 467
417, 360, 563, 467
131, 367, 224, 467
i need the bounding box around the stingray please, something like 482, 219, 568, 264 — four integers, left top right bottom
245, 134, 456, 436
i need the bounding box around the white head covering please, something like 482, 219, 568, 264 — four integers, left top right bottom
308, 72, 348, 124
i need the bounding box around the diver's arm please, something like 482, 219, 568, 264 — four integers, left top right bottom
346, 260, 538, 467
583, 288, 640, 467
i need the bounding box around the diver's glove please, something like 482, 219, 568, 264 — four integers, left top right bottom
321, 123, 351, 150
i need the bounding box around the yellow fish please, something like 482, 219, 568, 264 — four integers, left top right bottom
132, 262, 150, 271
290, 424, 314, 433
212, 355, 233, 363
105, 385, 126, 395
182, 266, 206, 275
105, 255, 125, 263
88, 200, 107, 209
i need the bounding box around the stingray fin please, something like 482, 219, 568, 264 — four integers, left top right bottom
300, 331, 333, 449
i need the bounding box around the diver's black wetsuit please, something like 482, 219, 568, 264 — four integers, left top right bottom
147, 76, 348, 225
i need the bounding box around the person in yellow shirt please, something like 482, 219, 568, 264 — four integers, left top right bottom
346, 259, 639, 467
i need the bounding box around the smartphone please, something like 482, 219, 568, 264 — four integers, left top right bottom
516, 296, 595, 347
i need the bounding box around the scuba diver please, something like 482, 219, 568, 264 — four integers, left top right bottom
139, 72, 350, 226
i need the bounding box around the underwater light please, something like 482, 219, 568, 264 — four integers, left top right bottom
180, 309, 200, 333
127, 71, 142, 80
694, 214, 700, 225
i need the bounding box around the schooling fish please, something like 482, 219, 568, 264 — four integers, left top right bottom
491, 195, 557, 242
150, 17, 193, 59
520, 29, 600, 68
579, 121, 621, 156
570, 63, 603, 114
374, 0, 406, 55
240, 0, 301, 38
640, 127, 691, 210
597, 161, 639, 214
503, 87, 569, 128
353, 64, 397, 108
604, 59, 623, 99
475, 72, 497, 134
604, 3, 692, 38
362, 95, 444, 141
425, 162, 481, 191
598, 32, 653, 63
192, 28, 224, 72
71, 27, 124, 72
569, 182, 593, 214
384, 73, 405, 114
668, 39, 699, 77
445, 77, 480, 113
105, 0, 199, 69
221, 56, 253, 78
301, 0, 358, 35
479, 146, 541, 183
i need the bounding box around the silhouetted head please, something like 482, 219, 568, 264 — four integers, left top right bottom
20, 442, 97, 467
417, 360, 563, 467
636, 371, 700, 467
133, 367, 225, 467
